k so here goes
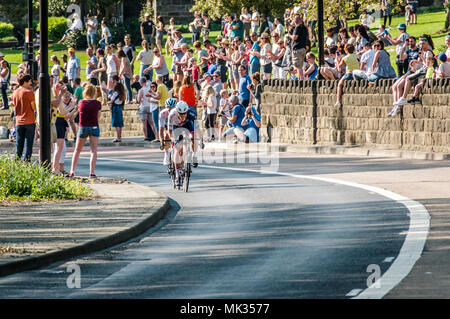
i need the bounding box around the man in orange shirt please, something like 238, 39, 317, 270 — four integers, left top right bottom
11, 74, 36, 161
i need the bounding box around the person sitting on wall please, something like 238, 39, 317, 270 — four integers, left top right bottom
58, 13, 83, 44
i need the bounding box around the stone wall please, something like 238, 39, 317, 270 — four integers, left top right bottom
153, 0, 195, 24
0, 104, 145, 140
261, 78, 450, 153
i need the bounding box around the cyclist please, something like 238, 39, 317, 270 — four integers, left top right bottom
159, 97, 177, 165
168, 100, 198, 184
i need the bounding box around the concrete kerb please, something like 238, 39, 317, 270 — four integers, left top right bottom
0, 181, 171, 278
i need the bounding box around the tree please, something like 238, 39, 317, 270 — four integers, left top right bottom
191, 0, 293, 19
0, 0, 28, 22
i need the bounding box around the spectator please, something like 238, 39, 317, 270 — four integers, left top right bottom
179, 75, 197, 113
203, 85, 218, 141
355, 24, 372, 54
154, 74, 169, 135
93, 48, 108, 87
437, 53, 450, 78
118, 49, 133, 104
386, 23, 409, 77
248, 72, 262, 113
381, 0, 394, 28
348, 26, 357, 46
218, 89, 231, 140
214, 38, 230, 89
0, 60, 10, 110
338, 28, 350, 45
376, 24, 392, 47
86, 14, 98, 52
325, 28, 338, 48
137, 40, 154, 82
222, 94, 247, 142
258, 14, 270, 36
201, 13, 211, 42
241, 8, 252, 39
406, 0, 419, 25
66, 48, 81, 86
11, 74, 36, 161
445, 34, 450, 62
251, 8, 260, 34
86, 48, 98, 86
98, 19, 112, 48
211, 71, 223, 107
230, 14, 244, 41
141, 13, 155, 49
189, 11, 203, 43
165, 17, 176, 56
123, 34, 137, 74
69, 84, 102, 178
145, 47, 170, 87
171, 29, 187, 83
58, 13, 83, 43
249, 32, 261, 75
290, 14, 308, 80
352, 42, 376, 80
155, 16, 165, 55
50, 55, 61, 87
236, 104, 261, 143
108, 82, 125, 142
272, 39, 287, 79
304, 52, 319, 80
131, 74, 142, 103
207, 56, 218, 75
368, 40, 396, 82
137, 77, 158, 141
274, 17, 284, 38
60, 54, 68, 76
335, 43, 359, 107
238, 64, 252, 107
194, 41, 209, 75
253, 32, 272, 80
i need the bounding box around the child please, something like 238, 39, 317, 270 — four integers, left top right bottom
131, 74, 142, 103
50, 55, 61, 87
437, 53, 450, 78
203, 85, 217, 142
304, 52, 319, 80
108, 82, 126, 142
218, 89, 231, 141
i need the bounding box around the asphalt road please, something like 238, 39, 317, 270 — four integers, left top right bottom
0, 148, 424, 299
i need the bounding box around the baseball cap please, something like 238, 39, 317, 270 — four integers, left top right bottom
144, 13, 150, 17
438, 53, 447, 62
0, 52, 4, 57
397, 23, 407, 30
68, 47, 75, 53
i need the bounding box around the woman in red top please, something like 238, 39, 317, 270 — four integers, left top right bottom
69, 84, 102, 178
179, 76, 197, 109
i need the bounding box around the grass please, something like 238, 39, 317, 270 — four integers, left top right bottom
1, 9, 448, 80
0, 154, 92, 201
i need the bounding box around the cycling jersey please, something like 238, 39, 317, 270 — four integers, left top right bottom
159, 108, 170, 129
168, 108, 196, 132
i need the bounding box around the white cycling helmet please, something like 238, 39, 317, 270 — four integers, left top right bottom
175, 100, 189, 114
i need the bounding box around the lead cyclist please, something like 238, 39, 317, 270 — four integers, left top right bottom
167, 101, 199, 183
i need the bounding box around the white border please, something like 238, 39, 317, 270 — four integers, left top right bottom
92, 157, 430, 299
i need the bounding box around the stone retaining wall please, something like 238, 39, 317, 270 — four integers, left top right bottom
261, 78, 450, 153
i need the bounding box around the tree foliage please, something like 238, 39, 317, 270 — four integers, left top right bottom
0, 0, 28, 22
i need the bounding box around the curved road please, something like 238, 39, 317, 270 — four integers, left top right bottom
0, 148, 422, 299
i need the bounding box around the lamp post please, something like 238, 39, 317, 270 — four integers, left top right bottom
317, 0, 324, 69
39, 0, 51, 165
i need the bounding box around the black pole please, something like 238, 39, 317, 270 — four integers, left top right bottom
27, 0, 34, 79
39, 0, 51, 165
317, 0, 324, 67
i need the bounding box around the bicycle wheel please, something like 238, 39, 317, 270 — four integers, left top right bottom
183, 162, 191, 193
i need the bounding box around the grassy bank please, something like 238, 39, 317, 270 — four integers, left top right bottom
0, 155, 92, 202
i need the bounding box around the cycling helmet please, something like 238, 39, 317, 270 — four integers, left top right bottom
175, 100, 189, 114
165, 97, 177, 109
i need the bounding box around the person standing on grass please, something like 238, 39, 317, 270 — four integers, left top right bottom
69, 84, 102, 178
11, 74, 36, 161
86, 47, 98, 86
141, 13, 156, 49
66, 47, 81, 87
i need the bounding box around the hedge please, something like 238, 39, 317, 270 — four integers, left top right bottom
0, 22, 14, 40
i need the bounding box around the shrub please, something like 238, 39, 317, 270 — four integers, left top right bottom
109, 18, 142, 46
63, 28, 87, 50
0, 22, 14, 40
0, 155, 91, 201
38, 16, 69, 42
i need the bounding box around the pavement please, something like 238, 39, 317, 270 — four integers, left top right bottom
0, 177, 170, 278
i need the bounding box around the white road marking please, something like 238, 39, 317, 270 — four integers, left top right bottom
89, 157, 430, 299
346, 289, 363, 297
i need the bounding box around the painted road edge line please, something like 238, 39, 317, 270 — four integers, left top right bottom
93, 157, 431, 299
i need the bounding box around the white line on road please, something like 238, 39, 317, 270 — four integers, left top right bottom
90, 157, 430, 299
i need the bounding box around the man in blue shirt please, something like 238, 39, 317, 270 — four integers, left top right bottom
66, 47, 80, 86
241, 104, 261, 143
221, 95, 247, 142
238, 65, 252, 107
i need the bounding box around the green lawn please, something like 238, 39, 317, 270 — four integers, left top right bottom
1, 9, 448, 81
